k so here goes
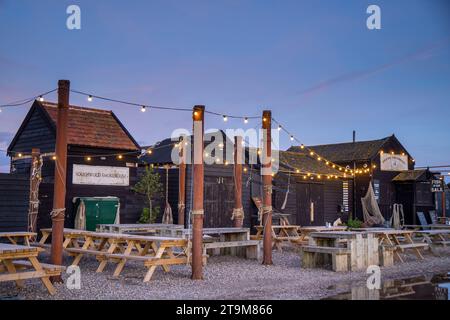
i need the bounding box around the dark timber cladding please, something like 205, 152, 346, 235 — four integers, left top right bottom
288, 134, 416, 222
275, 151, 352, 226
140, 130, 254, 229
0, 173, 29, 232
7, 100, 142, 231
140, 132, 350, 229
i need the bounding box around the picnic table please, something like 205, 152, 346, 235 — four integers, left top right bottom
297, 226, 348, 244
0, 232, 37, 246
183, 227, 259, 259
370, 229, 428, 263
302, 231, 379, 272
413, 229, 450, 255
40, 228, 193, 282
0, 243, 64, 295
254, 225, 302, 251
96, 223, 183, 235
70, 226, 259, 260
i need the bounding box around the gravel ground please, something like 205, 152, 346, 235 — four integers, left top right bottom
1, 246, 449, 300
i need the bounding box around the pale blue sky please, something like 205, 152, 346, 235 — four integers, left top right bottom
0, 0, 449, 178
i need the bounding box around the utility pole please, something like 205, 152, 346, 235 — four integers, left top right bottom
191, 105, 205, 279
178, 136, 186, 226
262, 110, 273, 265
50, 80, 70, 282
232, 135, 244, 228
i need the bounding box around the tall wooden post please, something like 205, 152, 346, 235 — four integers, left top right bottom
442, 186, 446, 223
262, 110, 273, 265
50, 80, 70, 281
232, 136, 244, 228
191, 105, 205, 279
178, 137, 186, 226
28, 148, 41, 241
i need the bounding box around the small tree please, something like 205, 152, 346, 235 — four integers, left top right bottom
132, 166, 162, 223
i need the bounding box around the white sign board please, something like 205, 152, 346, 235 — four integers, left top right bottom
72, 164, 130, 186
380, 154, 408, 171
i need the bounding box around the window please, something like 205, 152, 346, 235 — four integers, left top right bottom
343, 180, 349, 212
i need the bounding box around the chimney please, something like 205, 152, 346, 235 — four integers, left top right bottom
352, 130, 356, 143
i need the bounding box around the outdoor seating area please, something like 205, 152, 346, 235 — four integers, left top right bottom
0, 241, 64, 295
39, 228, 193, 282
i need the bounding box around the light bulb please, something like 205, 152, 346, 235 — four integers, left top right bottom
244, 117, 248, 124
223, 115, 228, 122
278, 125, 282, 131
141, 106, 146, 112
38, 96, 44, 102
88, 95, 93, 102
290, 135, 294, 141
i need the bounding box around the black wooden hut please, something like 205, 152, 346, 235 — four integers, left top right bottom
288, 134, 417, 223
140, 132, 351, 228
139, 130, 255, 228
392, 169, 441, 225
7, 100, 143, 230
274, 151, 352, 226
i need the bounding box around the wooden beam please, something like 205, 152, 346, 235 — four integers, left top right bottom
191, 105, 205, 280
233, 136, 244, 228
262, 110, 273, 265
50, 80, 70, 282
178, 136, 186, 226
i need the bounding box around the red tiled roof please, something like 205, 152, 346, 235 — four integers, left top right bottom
40, 101, 139, 151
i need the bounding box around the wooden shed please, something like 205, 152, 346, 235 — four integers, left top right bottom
392, 169, 441, 225
140, 132, 351, 229
288, 134, 416, 223
7, 100, 143, 231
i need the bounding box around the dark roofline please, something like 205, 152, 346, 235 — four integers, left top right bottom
7, 100, 56, 154
109, 111, 140, 150
7, 100, 140, 154
304, 134, 413, 162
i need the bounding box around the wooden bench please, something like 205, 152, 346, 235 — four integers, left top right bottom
301, 246, 351, 272
203, 240, 260, 260
13, 260, 66, 277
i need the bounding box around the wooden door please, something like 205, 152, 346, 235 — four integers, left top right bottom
204, 176, 220, 228
309, 183, 325, 226
219, 176, 235, 227
296, 183, 325, 226
203, 176, 234, 228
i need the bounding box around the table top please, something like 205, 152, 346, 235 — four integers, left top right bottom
299, 226, 347, 232
183, 227, 250, 235
254, 225, 300, 229
309, 231, 361, 239
370, 229, 414, 235
414, 229, 450, 235
40, 228, 185, 242
97, 223, 184, 229
0, 243, 40, 254
350, 228, 395, 232
88, 231, 184, 242
0, 231, 37, 237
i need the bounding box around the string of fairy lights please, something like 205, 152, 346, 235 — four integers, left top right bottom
1, 87, 412, 180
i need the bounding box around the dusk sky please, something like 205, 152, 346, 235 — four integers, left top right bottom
1, 0, 449, 175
